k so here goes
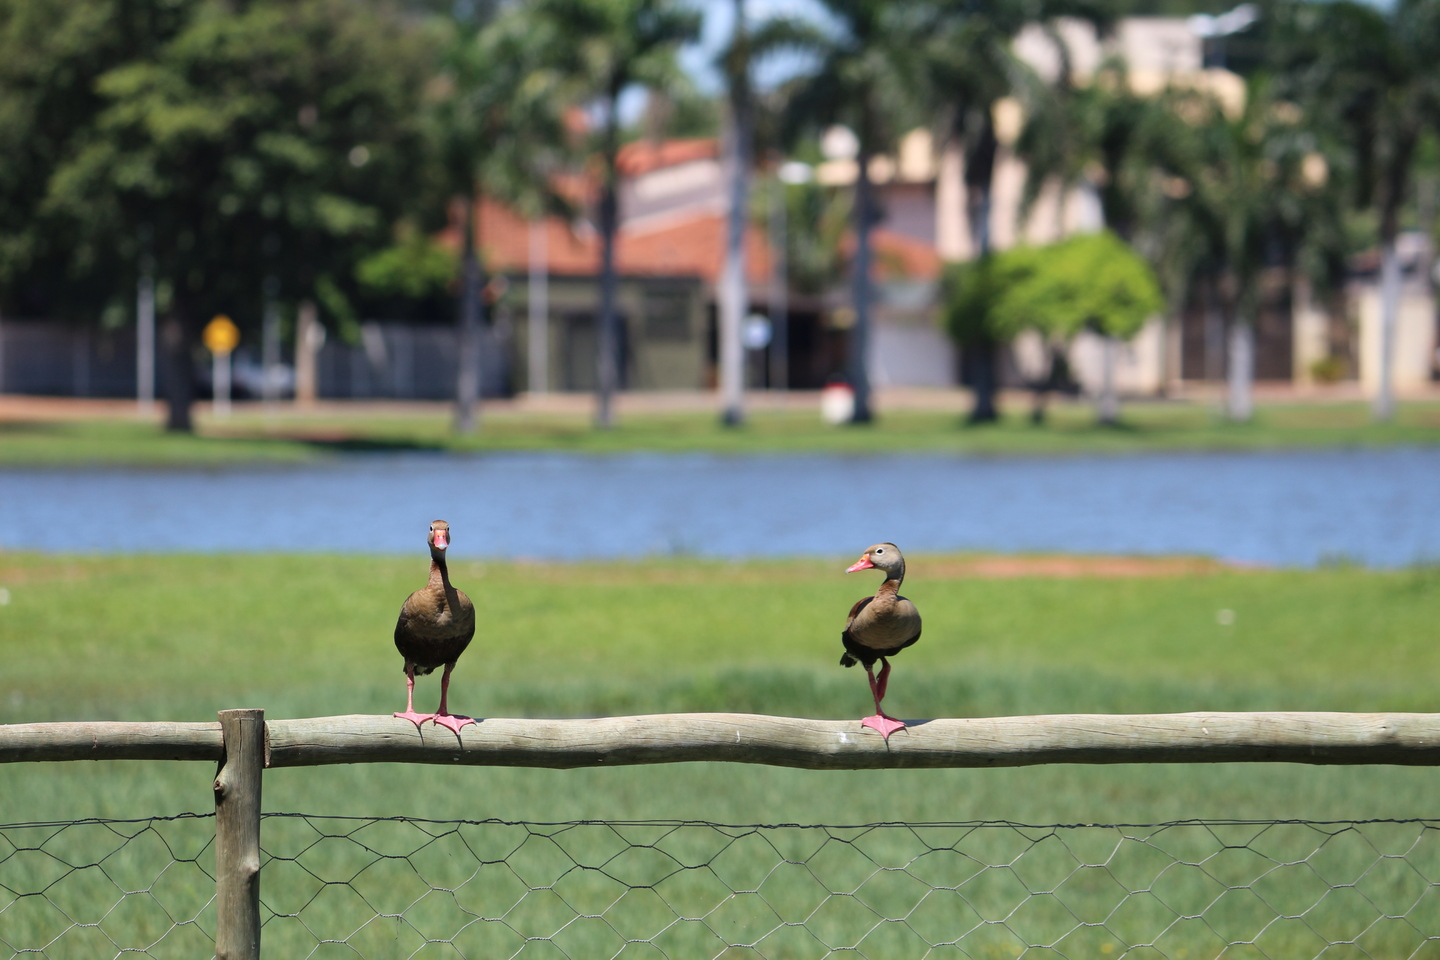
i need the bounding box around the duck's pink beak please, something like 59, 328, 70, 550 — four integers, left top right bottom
846, 555, 874, 573
433, 530, 448, 550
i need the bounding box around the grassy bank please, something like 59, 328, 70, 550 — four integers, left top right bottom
4, 552, 1437, 957
1, 397, 1438, 465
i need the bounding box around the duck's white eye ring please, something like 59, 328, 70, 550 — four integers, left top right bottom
875, 548, 885, 554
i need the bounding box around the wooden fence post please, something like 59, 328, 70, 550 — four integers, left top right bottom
214, 709, 265, 960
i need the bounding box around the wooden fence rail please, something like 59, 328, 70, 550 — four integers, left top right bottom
7, 708, 1440, 960
5, 711, 1440, 769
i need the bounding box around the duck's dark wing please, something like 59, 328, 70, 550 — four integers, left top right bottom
839, 596, 875, 667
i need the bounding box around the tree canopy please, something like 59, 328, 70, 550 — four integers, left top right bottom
944, 230, 1163, 344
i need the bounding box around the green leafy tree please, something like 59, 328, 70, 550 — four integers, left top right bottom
945, 231, 1161, 424
0, 0, 193, 321
525, 0, 701, 429
42, 0, 429, 430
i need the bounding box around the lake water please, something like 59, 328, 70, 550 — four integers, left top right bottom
1, 447, 1437, 567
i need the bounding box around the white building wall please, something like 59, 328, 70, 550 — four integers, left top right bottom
1354, 279, 1436, 392
1065, 318, 1167, 396
870, 325, 957, 388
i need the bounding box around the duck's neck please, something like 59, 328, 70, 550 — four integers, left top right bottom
877, 562, 905, 596
428, 552, 454, 594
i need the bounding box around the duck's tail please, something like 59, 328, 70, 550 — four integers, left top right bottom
839, 652, 857, 668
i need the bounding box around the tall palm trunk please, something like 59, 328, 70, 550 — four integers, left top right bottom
455, 192, 484, 433
964, 118, 999, 423
1226, 319, 1254, 421
1373, 141, 1414, 423
1225, 262, 1257, 422
848, 145, 875, 423
595, 89, 622, 429
1096, 333, 1119, 424
1373, 232, 1401, 422
718, 0, 750, 426
161, 294, 194, 433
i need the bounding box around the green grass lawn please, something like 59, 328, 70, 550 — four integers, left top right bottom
2, 397, 1439, 465
2, 551, 1437, 825
3, 553, 1439, 958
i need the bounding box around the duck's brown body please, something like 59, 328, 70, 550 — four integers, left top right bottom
840, 581, 922, 668
394, 560, 475, 675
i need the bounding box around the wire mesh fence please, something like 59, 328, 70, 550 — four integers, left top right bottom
4, 814, 1440, 959
0, 813, 217, 958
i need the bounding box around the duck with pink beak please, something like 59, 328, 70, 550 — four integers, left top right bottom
839, 542, 921, 739
392, 520, 477, 735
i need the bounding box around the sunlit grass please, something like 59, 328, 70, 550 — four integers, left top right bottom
0, 397, 1437, 465
2, 552, 1438, 826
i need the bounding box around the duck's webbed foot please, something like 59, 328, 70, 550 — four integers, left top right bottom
394, 708, 435, 728
432, 712, 476, 735
860, 713, 907, 739
431, 661, 477, 736
861, 659, 906, 739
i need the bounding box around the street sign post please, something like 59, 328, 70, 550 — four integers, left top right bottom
204, 315, 240, 419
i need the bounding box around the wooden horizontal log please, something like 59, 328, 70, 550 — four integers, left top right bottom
0, 720, 224, 763
5, 713, 1440, 768
264, 712, 1440, 768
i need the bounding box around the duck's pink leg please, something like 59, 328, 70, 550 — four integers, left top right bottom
394, 666, 434, 729
861, 658, 906, 739
431, 662, 476, 735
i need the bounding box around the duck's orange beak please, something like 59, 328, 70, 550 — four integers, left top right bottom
846, 555, 874, 573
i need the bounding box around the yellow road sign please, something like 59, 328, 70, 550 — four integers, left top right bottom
203, 315, 240, 354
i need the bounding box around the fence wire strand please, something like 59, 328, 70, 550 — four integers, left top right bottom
4, 814, 1439, 959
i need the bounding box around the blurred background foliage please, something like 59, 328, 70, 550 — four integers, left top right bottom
3, 0, 1440, 429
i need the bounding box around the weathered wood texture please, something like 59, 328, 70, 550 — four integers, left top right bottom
4, 713, 1440, 769
214, 709, 264, 960
0, 721, 223, 763
263, 712, 1440, 769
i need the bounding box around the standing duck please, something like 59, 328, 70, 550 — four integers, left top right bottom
393, 520, 476, 734
840, 543, 921, 739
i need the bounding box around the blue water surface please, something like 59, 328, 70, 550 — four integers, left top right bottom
1, 447, 1436, 566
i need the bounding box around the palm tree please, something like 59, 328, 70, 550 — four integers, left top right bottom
431, 9, 569, 433
1156, 80, 1338, 421
527, 0, 700, 429
775, 1, 933, 423
1272, 0, 1440, 422
925, 0, 1029, 422
1016, 59, 1163, 244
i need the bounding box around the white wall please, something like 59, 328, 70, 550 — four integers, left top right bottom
1354, 278, 1436, 392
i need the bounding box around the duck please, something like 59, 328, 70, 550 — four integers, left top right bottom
840, 542, 921, 739
393, 520, 477, 734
